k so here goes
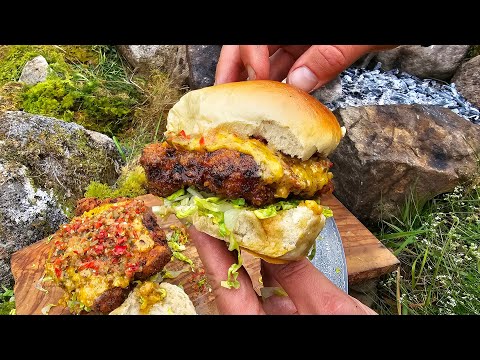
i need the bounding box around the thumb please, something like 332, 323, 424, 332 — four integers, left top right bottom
264, 258, 377, 314
286, 45, 387, 93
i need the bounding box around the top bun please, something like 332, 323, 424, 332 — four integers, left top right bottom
166, 80, 343, 160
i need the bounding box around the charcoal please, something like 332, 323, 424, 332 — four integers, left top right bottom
327, 67, 480, 124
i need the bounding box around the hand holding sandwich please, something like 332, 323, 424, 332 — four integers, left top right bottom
189, 226, 376, 315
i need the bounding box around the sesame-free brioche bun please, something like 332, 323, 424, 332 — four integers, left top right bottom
191, 205, 326, 263
166, 80, 343, 160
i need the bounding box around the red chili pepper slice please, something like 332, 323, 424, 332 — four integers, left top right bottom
113, 245, 127, 256
55, 267, 62, 278
199, 136, 205, 146
116, 237, 127, 245
125, 263, 139, 278
178, 130, 190, 139
79, 260, 98, 271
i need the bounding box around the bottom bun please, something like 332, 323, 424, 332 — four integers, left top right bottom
109, 282, 197, 315
192, 205, 325, 262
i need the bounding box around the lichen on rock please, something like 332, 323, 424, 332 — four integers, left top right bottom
0, 159, 67, 287
0, 111, 123, 287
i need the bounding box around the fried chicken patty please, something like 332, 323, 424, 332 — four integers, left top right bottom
140, 142, 333, 207
45, 198, 172, 314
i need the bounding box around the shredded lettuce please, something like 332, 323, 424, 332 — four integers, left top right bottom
186, 186, 204, 199
260, 287, 288, 299
158, 187, 316, 290
253, 200, 301, 219
276, 200, 300, 210
194, 197, 222, 213
166, 188, 185, 201
253, 206, 277, 219
221, 235, 243, 289
168, 241, 186, 252
322, 207, 333, 218
41, 303, 57, 315
172, 251, 194, 268
175, 205, 197, 218
231, 198, 245, 207
161, 269, 189, 279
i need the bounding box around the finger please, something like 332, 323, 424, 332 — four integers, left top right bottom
215, 45, 248, 84
287, 45, 382, 92
260, 260, 298, 314
187, 226, 265, 314
238, 45, 273, 80
268, 48, 297, 81
269, 46, 311, 81
266, 258, 377, 314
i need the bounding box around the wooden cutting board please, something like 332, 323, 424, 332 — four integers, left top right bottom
11, 194, 399, 315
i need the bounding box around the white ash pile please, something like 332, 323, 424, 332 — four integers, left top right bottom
325, 64, 480, 125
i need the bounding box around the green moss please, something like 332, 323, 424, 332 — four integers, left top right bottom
62, 45, 100, 65
85, 165, 147, 199
0, 45, 70, 85
467, 45, 480, 60
0, 45, 142, 136
0, 81, 24, 112
21, 78, 136, 134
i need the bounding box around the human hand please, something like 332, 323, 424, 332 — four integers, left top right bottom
188, 226, 377, 315
215, 45, 395, 93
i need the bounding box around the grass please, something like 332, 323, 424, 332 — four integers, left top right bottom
120, 70, 184, 161
371, 181, 480, 315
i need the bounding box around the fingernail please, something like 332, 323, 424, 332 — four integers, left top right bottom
246, 65, 256, 81
287, 66, 319, 92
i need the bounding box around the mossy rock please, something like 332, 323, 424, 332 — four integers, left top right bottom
0, 111, 124, 287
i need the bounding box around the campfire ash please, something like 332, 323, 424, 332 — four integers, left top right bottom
325, 64, 480, 125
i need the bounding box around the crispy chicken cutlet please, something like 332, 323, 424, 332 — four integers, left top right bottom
140, 134, 334, 207
45, 198, 171, 314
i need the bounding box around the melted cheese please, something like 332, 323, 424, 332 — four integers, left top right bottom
170, 131, 284, 184
169, 130, 332, 198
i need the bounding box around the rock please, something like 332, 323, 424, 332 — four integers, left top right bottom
451, 55, 480, 108
0, 111, 122, 287
186, 45, 222, 89
18, 55, 49, 85
117, 45, 188, 87
312, 76, 342, 103
375, 45, 470, 81
0, 160, 67, 287
329, 105, 480, 224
